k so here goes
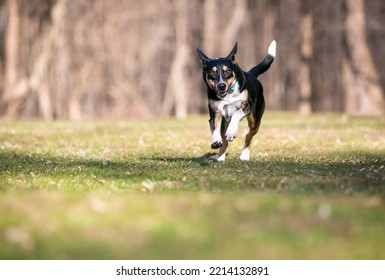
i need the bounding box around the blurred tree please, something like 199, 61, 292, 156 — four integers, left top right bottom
343, 0, 385, 115
311, 0, 345, 112
3, 0, 20, 118
161, 0, 189, 118
298, 0, 313, 115
0, 0, 384, 119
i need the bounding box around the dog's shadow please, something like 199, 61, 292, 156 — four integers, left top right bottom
142, 153, 217, 167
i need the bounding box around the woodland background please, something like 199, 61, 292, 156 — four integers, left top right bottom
0, 0, 384, 120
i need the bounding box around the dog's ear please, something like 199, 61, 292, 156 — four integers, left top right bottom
196, 48, 210, 67
226, 42, 238, 62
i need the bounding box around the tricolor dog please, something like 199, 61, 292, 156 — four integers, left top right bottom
197, 40, 276, 161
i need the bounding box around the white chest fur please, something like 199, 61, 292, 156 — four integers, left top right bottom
209, 89, 248, 122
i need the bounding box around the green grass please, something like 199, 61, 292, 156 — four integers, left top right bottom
0, 112, 384, 259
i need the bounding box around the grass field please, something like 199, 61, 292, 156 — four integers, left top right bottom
0, 112, 384, 259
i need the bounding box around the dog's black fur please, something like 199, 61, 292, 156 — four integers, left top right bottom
197, 41, 276, 161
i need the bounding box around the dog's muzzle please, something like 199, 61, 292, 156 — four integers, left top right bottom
216, 83, 228, 98
217, 83, 227, 92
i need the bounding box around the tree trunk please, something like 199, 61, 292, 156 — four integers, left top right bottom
298, 0, 313, 115
343, 0, 385, 115
311, 0, 345, 112
161, 0, 189, 118
202, 0, 217, 57
220, 0, 247, 53
3, 0, 22, 118
3, 0, 58, 119
52, 0, 70, 119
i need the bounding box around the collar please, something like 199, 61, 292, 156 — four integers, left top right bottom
229, 80, 238, 94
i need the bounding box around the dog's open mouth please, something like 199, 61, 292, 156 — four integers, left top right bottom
217, 90, 228, 98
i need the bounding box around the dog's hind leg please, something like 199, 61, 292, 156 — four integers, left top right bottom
216, 140, 228, 162
240, 115, 261, 161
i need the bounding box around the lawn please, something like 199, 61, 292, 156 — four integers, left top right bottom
0, 112, 384, 259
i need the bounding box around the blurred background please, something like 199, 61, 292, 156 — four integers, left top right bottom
0, 0, 384, 120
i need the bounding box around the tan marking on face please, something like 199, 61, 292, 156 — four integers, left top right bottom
224, 76, 235, 89
212, 66, 217, 72
208, 79, 216, 89
223, 66, 228, 71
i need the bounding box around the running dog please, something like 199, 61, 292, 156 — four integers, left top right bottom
197, 40, 276, 161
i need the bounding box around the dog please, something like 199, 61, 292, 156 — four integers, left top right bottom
197, 40, 276, 161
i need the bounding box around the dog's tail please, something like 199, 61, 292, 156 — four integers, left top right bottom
249, 40, 276, 78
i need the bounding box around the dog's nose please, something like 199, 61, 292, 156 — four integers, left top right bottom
217, 83, 226, 91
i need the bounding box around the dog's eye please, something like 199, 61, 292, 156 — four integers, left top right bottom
223, 70, 233, 78
208, 70, 218, 79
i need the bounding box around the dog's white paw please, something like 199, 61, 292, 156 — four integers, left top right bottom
215, 153, 226, 162
240, 148, 250, 161
225, 127, 238, 142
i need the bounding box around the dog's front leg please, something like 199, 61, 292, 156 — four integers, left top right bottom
215, 121, 229, 161
225, 109, 246, 142
211, 110, 223, 149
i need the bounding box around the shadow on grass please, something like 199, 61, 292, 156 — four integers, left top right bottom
141, 152, 217, 166
1, 150, 384, 194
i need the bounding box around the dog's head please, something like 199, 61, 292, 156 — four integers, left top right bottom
197, 43, 238, 99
